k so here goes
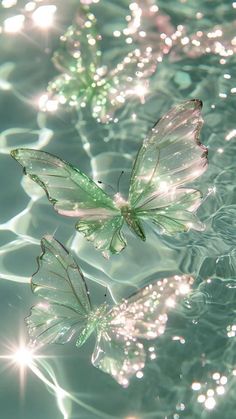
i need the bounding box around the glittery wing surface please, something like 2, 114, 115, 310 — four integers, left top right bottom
46, 7, 102, 109
26, 236, 92, 346
104, 48, 156, 116
128, 100, 208, 234
52, 8, 100, 76
92, 329, 146, 387
92, 275, 193, 386
11, 149, 126, 255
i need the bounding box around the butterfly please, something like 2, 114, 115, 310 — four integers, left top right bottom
26, 235, 194, 386
11, 100, 208, 257
39, 6, 154, 122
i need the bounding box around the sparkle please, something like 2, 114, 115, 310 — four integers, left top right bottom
32, 5, 57, 28
2, 0, 17, 7
25, 2, 36, 12
225, 129, 236, 141
216, 386, 225, 395
113, 30, 121, 37
197, 394, 206, 403
207, 389, 214, 397
3, 14, 25, 33
220, 376, 227, 385
205, 397, 216, 410
136, 371, 143, 379
13, 347, 33, 366
192, 382, 201, 391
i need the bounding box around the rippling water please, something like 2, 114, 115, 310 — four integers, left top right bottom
0, 0, 236, 418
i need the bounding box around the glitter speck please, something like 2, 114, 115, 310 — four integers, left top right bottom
205, 397, 216, 410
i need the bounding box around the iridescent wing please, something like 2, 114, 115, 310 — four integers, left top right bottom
52, 8, 100, 76
26, 235, 92, 346
92, 275, 194, 386
11, 149, 126, 255
105, 48, 156, 112
42, 6, 157, 121
43, 7, 103, 112
128, 100, 208, 234
92, 330, 145, 387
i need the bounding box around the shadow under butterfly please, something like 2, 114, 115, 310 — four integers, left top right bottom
26, 235, 194, 387
11, 100, 208, 257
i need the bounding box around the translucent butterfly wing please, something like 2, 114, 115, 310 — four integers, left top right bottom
46, 8, 103, 111
11, 149, 126, 254
92, 329, 146, 387
11, 149, 117, 214
129, 100, 207, 206
128, 100, 208, 233
51, 8, 100, 77
107, 48, 155, 106
109, 274, 194, 340
92, 275, 193, 386
76, 216, 126, 255
26, 235, 92, 346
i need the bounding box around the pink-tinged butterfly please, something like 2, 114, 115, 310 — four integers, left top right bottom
26, 235, 194, 386
11, 100, 208, 257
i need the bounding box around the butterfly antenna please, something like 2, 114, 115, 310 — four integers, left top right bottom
104, 287, 108, 298
117, 170, 124, 193
202, 186, 216, 203
51, 226, 59, 237
97, 180, 115, 193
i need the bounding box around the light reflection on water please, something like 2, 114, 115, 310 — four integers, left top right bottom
0, 0, 236, 418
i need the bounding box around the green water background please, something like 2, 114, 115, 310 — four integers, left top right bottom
0, 0, 236, 418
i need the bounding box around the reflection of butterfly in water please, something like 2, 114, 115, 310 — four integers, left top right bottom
39, 6, 154, 122
26, 235, 194, 386
11, 100, 208, 257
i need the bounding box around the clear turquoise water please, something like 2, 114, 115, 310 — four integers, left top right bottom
0, 0, 236, 418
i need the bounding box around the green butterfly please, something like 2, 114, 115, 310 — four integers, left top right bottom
26, 235, 193, 386
40, 6, 153, 122
11, 100, 208, 257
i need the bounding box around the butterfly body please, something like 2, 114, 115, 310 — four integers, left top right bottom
76, 303, 109, 347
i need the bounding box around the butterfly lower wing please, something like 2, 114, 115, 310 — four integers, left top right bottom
135, 187, 205, 234
52, 8, 100, 75
26, 235, 92, 346
128, 100, 208, 209
92, 275, 193, 386
76, 216, 126, 255
92, 330, 145, 387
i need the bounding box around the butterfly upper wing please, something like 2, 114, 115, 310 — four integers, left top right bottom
105, 48, 155, 112
52, 8, 100, 76
92, 275, 194, 386
43, 7, 105, 112
40, 6, 105, 113
11, 149, 126, 255
128, 100, 208, 234
26, 235, 92, 346
109, 274, 194, 339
